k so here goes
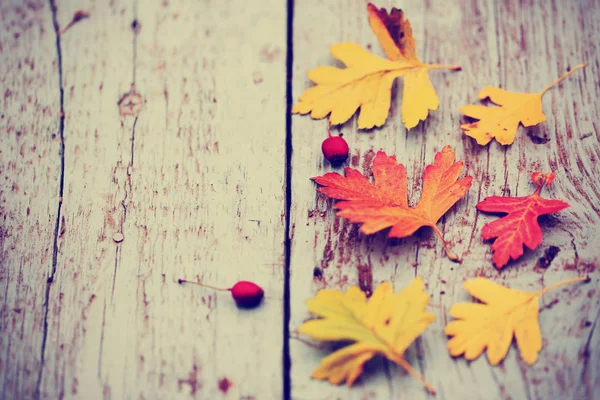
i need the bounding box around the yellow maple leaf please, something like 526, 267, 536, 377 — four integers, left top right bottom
292, 4, 460, 130
460, 64, 586, 145
299, 278, 436, 394
445, 276, 588, 365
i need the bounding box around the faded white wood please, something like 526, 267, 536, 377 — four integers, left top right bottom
0, 2, 61, 399
289, 0, 600, 399
2, 0, 286, 399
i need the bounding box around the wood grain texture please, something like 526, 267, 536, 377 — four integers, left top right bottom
289, 0, 600, 399
0, 2, 61, 399
1, 0, 599, 399
2, 0, 286, 399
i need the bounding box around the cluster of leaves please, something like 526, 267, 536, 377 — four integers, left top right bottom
295, 2, 579, 268
300, 276, 588, 393
303, 146, 579, 391
293, 4, 585, 145
294, 2, 589, 394
314, 147, 569, 268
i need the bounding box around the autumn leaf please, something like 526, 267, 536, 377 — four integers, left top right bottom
460, 64, 586, 145
445, 276, 589, 365
476, 172, 569, 269
313, 145, 472, 261
299, 278, 436, 393
292, 4, 460, 130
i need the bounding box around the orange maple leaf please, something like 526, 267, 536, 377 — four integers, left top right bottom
313, 145, 472, 261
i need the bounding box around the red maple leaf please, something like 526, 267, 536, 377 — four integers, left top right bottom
476, 172, 570, 269
313, 145, 472, 262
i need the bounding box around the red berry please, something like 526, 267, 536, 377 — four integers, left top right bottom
322, 135, 349, 166
177, 278, 264, 309
230, 281, 264, 308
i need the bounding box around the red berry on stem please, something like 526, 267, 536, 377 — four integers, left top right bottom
177, 278, 264, 309
322, 133, 349, 166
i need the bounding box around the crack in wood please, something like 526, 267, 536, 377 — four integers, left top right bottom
36, 1, 66, 398
97, 298, 107, 380
119, 116, 138, 229
465, 146, 491, 257
581, 308, 600, 397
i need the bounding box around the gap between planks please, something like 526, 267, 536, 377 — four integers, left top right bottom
283, 0, 295, 399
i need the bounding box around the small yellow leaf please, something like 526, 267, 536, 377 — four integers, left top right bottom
299, 278, 436, 393
461, 64, 586, 145
292, 4, 459, 130
445, 276, 588, 365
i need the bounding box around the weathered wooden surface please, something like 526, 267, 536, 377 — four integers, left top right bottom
2, 0, 286, 399
1, 2, 61, 399
0, 0, 599, 399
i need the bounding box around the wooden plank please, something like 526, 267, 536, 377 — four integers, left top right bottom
288, 0, 600, 399
490, 2, 600, 399
18, 0, 287, 399
0, 2, 61, 399
35, 2, 140, 398
118, 1, 287, 398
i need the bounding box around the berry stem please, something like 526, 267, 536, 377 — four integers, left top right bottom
177, 278, 230, 292
58, 11, 90, 36
432, 226, 461, 263
539, 64, 586, 95
290, 333, 328, 350
533, 178, 547, 196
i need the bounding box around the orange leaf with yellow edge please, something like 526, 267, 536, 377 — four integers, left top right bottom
445, 276, 589, 365
460, 64, 586, 145
292, 3, 460, 130
299, 278, 436, 393
312, 145, 472, 262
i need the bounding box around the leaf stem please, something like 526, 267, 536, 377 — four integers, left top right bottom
427, 64, 462, 71
177, 278, 230, 291
393, 355, 437, 395
432, 226, 461, 263
537, 276, 589, 297
532, 178, 546, 196
539, 64, 586, 95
